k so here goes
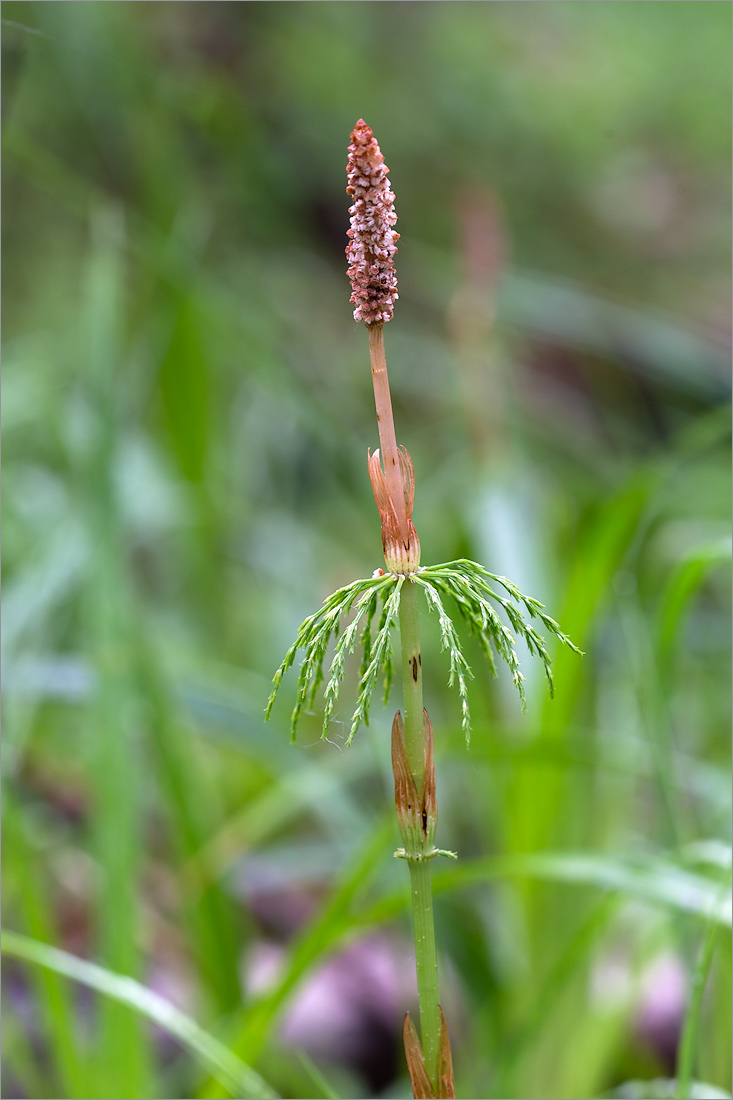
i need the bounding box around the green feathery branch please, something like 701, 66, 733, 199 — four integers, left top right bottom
266, 560, 581, 746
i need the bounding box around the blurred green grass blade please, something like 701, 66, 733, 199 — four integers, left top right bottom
134, 641, 242, 1015
358, 851, 732, 928
500, 271, 731, 400
1, 519, 87, 662
83, 204, 151, 1098
158, 296, 211, 485
493, 896, 619, 1096
676, 900, 729, 1100
683, 840, 733, 871
2, 804, 90, 1098
296, 1051, 341, 1100
613, 1078, 732, 1099
503, 853, 731, 926
2, 931, 280, 1100
656, 538, 732, 664
505, 474, 653, 899
615, 582, 687, 850
200, 818, 393, 1099
544, 473, 654, 733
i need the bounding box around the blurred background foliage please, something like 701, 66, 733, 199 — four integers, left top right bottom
2, 3, 731, 1099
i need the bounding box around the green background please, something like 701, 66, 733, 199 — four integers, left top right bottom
2, 3, 731, 1099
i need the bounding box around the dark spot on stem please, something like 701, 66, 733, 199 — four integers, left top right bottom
422, 808, 428, 834
412, 656, 418, 682
418, 654, 422, 666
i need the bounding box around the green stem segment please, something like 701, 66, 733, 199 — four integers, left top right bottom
407, 860, 442, 1087
399, 579, 442, 1088
399, 579, 425, 785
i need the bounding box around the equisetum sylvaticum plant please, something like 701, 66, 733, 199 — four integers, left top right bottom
266, 120, 581, 1099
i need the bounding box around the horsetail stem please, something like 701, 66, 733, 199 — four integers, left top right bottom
265, 119, 581, 1100
347, 118, 452, 1093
